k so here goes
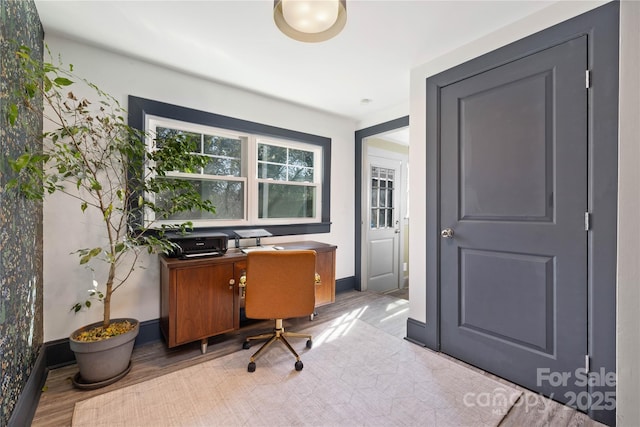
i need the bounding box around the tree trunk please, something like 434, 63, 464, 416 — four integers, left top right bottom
102, 262, 116, 328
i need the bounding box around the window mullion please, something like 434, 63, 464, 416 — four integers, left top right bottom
247, 135, 258, 223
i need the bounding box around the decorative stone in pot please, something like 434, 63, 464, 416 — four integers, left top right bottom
69, 318, 139, 389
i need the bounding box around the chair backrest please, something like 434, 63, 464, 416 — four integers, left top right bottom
244, 250, 316, 320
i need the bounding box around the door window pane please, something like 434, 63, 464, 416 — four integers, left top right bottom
370, 165, 395, 229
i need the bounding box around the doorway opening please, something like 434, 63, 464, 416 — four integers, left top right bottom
355, 117, 409, 300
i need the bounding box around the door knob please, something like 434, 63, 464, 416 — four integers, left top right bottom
441, 228, 454, 239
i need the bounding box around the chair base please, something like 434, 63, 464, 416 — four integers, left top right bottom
243, 319, 312, 372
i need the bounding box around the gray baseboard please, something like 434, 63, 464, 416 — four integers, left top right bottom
406, 317, 430, 348
335, 276, 356, 293
8, 348, 47, 427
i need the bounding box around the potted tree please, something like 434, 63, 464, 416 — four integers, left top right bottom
6, 45, 216, 388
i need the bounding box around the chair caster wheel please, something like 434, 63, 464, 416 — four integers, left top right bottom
295, 361, 303, 371
248, 362, 256, 372
306, 339, 313, 349
242, 341, 251, 350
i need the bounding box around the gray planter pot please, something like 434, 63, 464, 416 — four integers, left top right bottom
69, 318, 139, 385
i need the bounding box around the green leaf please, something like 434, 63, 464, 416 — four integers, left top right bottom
25, 82, 37, 98
16, 50, 30, 60
10, 153, 32, 171
80, 202, 88, 213
44, 76, 52, 92
80, 248, 100, 264
5, 178, 18, 191
89, 247, 102, 257
8, 104, 18, 126
54, 77, 73, 86
85, 301, 91, 308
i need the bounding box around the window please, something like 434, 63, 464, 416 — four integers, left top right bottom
370, 166, 395, 229
130, 95, 330, 236
257, 139, 318, 220
147, 118, 247, 225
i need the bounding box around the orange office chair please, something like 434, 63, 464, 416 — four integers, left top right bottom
240, 250, 317, 372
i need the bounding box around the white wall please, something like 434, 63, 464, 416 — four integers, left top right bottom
616, 2, 640, 424
408, 1, 638, 424
42, 35, 356, 341
356, 101, 409, 130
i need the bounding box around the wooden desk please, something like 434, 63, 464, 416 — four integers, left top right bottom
159, 241, 336, 353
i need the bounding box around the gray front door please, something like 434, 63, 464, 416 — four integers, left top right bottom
440, 36, 588, 401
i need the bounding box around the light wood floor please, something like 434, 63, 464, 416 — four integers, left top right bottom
32, 290, 602, 427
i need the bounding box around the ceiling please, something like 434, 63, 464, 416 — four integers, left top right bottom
34, 0, 557, 125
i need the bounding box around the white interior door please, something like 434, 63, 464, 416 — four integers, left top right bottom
365, 155, 402, 293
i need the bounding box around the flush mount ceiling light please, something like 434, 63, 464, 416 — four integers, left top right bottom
274, 0, 347, 43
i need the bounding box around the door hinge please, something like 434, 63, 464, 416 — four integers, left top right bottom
584, 212, 591, 231
585, 70, 591, 88
585, 354, 590, 372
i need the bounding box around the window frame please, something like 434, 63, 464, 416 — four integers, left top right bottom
145, 115, 250, 227
128, 95, 332, 237
253, 136, 322, 225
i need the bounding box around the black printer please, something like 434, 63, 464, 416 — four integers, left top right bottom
164, 231, 228, 259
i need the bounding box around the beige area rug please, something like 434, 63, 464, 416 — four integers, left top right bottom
73, 318, 522, 427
